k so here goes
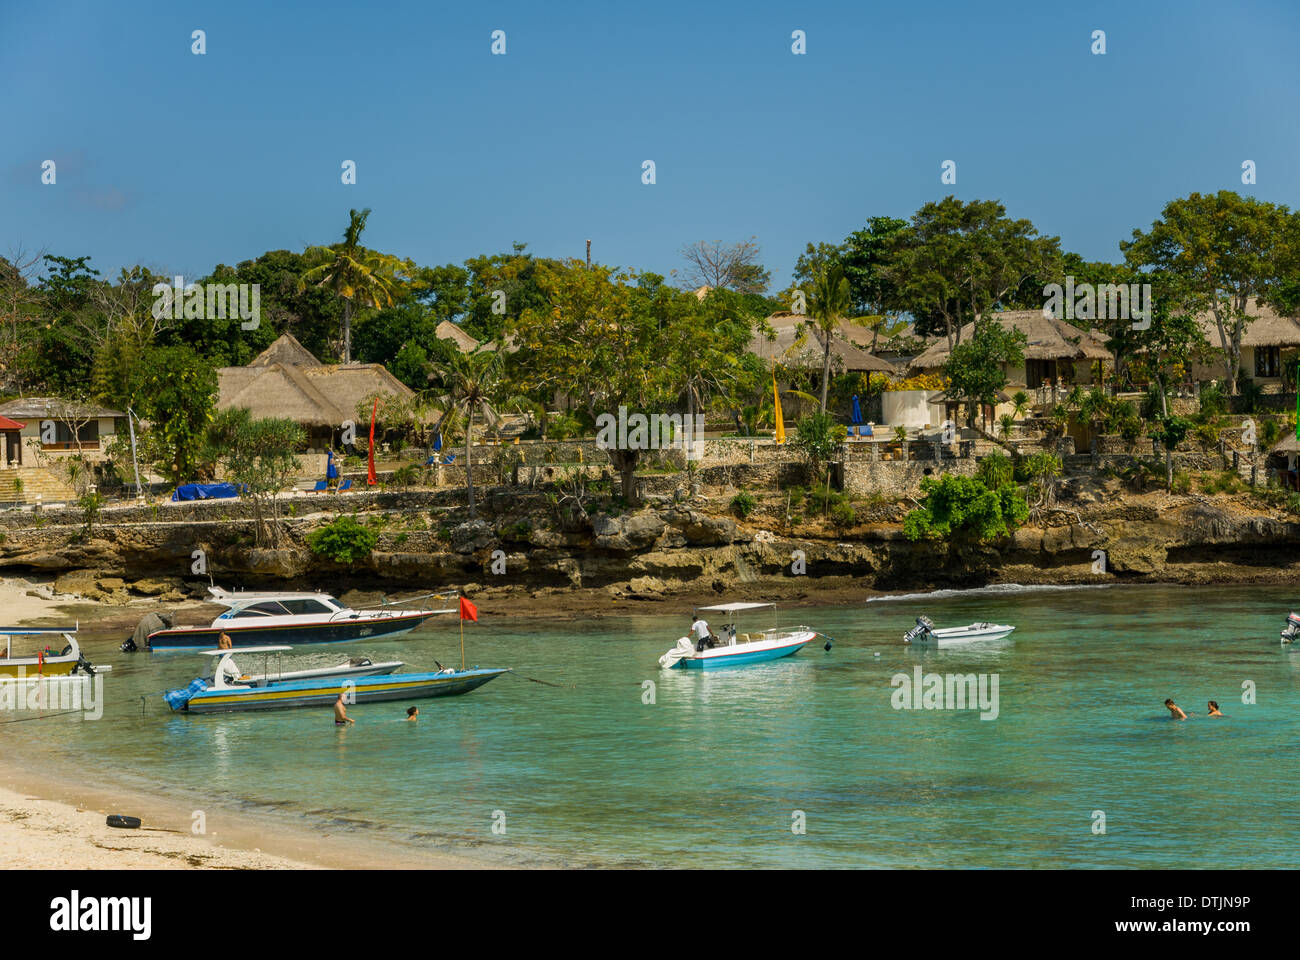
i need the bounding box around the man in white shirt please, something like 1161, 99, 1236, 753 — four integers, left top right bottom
690, 616, 714, 652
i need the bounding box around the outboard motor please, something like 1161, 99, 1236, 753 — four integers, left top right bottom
1281, 612, 1300, 645
903, 615, 935, 644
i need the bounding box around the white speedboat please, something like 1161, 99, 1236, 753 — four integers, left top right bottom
659, 602, 824, 669
902, 616, 1015, 646
145, 587, 459, 651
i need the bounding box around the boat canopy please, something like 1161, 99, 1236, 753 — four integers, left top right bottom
208, 587, 340, 606
0, 624, 79, 634
694, 602, 775, 614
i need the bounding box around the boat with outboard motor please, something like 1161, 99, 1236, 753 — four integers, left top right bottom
144, 587, 459, 651
902, 615, 1015, 646
163, 644, 507, 713
1281, 612, 1299, 646
658, 602, 823, 669
0, 625, 108, 679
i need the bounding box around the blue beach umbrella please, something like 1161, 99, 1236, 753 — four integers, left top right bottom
851, 394, 863, 436
433, 431, 443, 453
326, 449, 339, 480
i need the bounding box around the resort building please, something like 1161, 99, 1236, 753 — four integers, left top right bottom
1190, 298, 1300, 390
216, 333, 415, 449
753, 312, 898, 377
908, 310, 1112, 390
0, 397, 127, 463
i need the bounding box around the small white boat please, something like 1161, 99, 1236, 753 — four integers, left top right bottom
659, 602, 822, 669
902, 616, 1015, 646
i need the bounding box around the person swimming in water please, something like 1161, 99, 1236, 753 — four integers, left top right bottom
1206, 700, 1224, 717
405, 706, 419, 721
1164, 698, 1189, 720
334, 692, 354, 725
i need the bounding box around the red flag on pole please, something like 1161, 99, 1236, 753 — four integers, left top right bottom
366, 398, 378, 485
459, 597, 478, 622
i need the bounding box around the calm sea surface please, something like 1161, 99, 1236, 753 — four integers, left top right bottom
7, 583, 1299, 868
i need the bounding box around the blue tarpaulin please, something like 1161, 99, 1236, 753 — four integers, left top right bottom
171, 482, 243, 502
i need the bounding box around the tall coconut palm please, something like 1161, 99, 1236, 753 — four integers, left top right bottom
805, 265, 879, 413
299, 208, 408, 363
428, 349, 507, 519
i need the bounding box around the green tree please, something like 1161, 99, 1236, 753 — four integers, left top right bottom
136, 345, 218, 483
428, 348, 508, 518
308, 515, 379, 567
903, 473, 1028, 542
887, 197, 1061, 349
299, 208, 410, 363
943, 321, 1027, 428
207, 408, 304, 546
1123, 191, 1297, 395
804, 264, 874, 412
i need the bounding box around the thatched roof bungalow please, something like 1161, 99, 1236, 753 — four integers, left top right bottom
1190, 298, 1300, 386
752, 312, 897, 376
217, 333, 415, 445
909, 310, 1111, 389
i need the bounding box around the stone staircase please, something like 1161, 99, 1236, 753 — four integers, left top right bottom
0, 467, 79, 505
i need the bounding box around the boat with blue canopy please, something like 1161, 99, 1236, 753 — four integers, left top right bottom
163, 645, 506, 713
658, 602, 819, 669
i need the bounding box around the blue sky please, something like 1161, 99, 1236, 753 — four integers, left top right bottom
3, 0, 1298, 288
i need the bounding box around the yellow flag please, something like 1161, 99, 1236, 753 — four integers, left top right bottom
773, 369, 785, 444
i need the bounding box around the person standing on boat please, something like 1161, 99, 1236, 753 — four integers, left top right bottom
334, 692, 355, 725
690, 615, 715, 652
215, 632, 244, 685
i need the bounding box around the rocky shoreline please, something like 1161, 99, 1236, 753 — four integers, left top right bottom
3, 473, 1299, 624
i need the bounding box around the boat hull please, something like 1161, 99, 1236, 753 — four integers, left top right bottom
676, 632, 813, 669
920, 625, 1015, 646
179, 668, 508, 713
0, 658, 78, 679
147, 612, 439, 651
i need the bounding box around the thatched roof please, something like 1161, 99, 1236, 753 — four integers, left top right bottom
436, 321, 481, 353
0, 397, 124, 419
249, 332, 319, 367
1271, 433, 1300, 455
1195, 298, 1300, 349
218, 337, 414, 427
753, 312, 897, 374
910, 311, 1112, 371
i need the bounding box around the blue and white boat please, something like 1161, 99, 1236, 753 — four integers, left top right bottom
163, 645, 507, 714
658, 602, 818, 669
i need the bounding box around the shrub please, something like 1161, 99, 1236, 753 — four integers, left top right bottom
730, 491, 757, 519
1199, 383, 1229, 418
1118, 416, 1144, 443
977, 451, 1013, 488
307, 515, 379, 565
829, 500, 858, 531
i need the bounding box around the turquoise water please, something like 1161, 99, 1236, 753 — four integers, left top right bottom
7, 583, 1299, 868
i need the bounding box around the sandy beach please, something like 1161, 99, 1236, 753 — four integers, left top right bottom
0, 577, 508, 870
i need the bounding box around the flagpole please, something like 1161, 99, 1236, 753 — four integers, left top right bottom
460, 616, 465, 671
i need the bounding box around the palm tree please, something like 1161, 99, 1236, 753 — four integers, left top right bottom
804, 265, 878, 413
428, 349, 507, 519
299, 208, 408, 363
